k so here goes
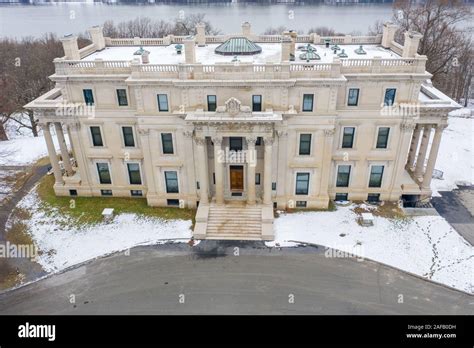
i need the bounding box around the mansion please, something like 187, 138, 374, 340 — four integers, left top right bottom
26, 22, 460, 240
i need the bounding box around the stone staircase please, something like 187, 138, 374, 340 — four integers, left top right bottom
193, 202, 274, 241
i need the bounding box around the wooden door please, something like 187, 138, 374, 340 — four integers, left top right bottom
230, 166, 244, 191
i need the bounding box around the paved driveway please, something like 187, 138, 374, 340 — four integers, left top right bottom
0, 242, 471, 315
432, 186, 474, 245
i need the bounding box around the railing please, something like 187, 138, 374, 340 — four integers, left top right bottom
54, 56, 426, 77
79, 43, 97, 59
390, 41, 404, 56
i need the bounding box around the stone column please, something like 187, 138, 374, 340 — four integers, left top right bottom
138, 128, 157, 198
263, 136, 274, 206
422, 124, 446, 189
212, 136, 224, 205
195, 136, 209, 205
42, 123, 64, 185
246, 136, 258, 205
54, 122, 74, 176
406, 124, 422, 170
414, 125, 432, 178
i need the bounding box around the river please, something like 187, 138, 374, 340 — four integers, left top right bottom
0, 3, 395, 38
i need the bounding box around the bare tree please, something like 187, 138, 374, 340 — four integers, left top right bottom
392, 0, 473, 103
306, 27, 344, 36
263, 26, 288, 35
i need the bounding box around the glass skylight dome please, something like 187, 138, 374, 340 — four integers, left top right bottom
215, 37, 262, 56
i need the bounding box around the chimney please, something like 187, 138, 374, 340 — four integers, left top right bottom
381, 22, 398, 48
60, 35, 80, 60
196, 22, 206, 47
242, 22, 251, 38
87, 26, 106, 50
402, 31, 422, 58
141, 51, 150, 64
184, 36, 196, 64
283, 30, 297, 60
280, 36, 293, 62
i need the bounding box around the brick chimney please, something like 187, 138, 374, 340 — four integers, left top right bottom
381, 22, 398, 48
60, 35, 80, 60
87, 26, 106, 50
402, 31, 422, 58
196, 22, 206, 47
184, 36, 196, 64
242, 22, 252, 38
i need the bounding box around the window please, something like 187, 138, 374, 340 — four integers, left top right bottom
96, 163, 111, 184
335, 193, 348, 201
167, 199, 180, 206
229, 137, 243, 151
90, 126, 103, 147
336, 165, 351, 187
384, 88, 396, 106
69, 189, 77, 196
122, 126, 135, 147
213, 173, 215, 185
83, 89, 94, 106
302, 94, 314, 112
161, 133, 174, 154
157, 94, 169, 112
196, 181, 200, 190
299, 134, 312, 155
207, 95, 216, 112
376, 127, 390, 149
117, 89, 128, 106
127, 163, 142, 185
296, 201, 307, 208
369, 165, 384, 188
256, 137, 262, 146
342, 127, 355, 148
295, 173, 310, 195
101, 189, 112, 196
131, 190, 143, 197
347, 88, 359, 106
252, 95, 262, 112
272, 182, 277, 190
367, 193, 380, 203
256, 173, 261, 185
165, 171, 179, 193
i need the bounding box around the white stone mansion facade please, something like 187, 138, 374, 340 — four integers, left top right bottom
26, 22, 459, 240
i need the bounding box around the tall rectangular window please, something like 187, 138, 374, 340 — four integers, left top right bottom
122, 126, 135, 147
302, 94, 314, 112
161, 133, 174, 154
165, 171, 179, 193
336, 165, 351, 187
207, 95, 216, 112
252, 95, 262, 112
96, 163, 111, 184
255, 173, 261, 185
157, 94, 169, 112
376, 127, 390, 149
117, 89, 128, 106
347, 88, 359, 106
299, 134, 312, 155
127, 163, 142, 185
83, 89, 94, 106
369, 165, 384, 188
90, 126, 103, 147
229, 137, 243, 151
342, 127, 355, 148
384, 88, 396, 106
295, 173, 310, 195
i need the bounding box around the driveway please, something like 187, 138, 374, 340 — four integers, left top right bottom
432, 186, 474, 245
0, 241, 471, 315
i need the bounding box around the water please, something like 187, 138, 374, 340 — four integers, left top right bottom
0, 3, 395, 38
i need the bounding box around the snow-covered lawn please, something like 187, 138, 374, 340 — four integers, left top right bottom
0, 135, 65, 166
431, 109, 473, 193
268, 205, 474, 294
10, 190, 193, 272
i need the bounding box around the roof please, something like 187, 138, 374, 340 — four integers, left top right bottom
83, 43, 400, 64
214, 37, 262, 56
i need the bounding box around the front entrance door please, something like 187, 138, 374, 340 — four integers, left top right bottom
229, 165, 244, 191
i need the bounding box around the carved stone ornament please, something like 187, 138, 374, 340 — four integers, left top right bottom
194, 137, 207, 146
246, 135, 258, 146
324, 128, 336, 137
211, 136, 223, 145
226, 97, 241, 116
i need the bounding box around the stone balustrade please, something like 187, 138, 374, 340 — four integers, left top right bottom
53, 56, 426, 78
